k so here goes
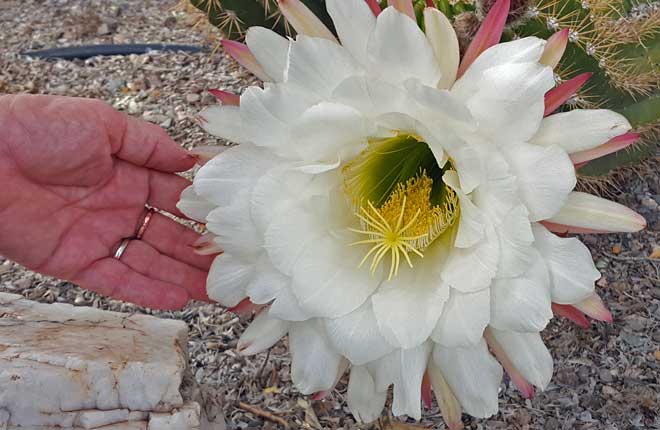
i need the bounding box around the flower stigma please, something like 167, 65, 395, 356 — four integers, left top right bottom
343, 135, 459, 280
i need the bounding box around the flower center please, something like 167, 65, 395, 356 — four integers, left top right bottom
343, 134, 459, 280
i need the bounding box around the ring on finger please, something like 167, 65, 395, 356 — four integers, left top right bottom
113, 238, 131, 260
136, 208, 156, 240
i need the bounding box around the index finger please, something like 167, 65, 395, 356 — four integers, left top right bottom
113, 116, 196, 173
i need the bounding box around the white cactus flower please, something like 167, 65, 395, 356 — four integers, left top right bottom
179, 0, 646, 426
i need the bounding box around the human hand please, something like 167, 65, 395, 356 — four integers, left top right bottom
0, 94, 214, 309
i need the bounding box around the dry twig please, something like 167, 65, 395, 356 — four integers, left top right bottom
238, 401, 289, 428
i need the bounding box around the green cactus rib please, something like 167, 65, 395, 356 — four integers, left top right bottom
188, 0, 333, 40
506, 0, 660, 175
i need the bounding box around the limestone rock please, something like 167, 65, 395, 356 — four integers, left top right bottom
0, 293, 188, 428
148, 402, 201, 429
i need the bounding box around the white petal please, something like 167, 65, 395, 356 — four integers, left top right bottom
240, 84, 315, 151
206, 193, 261, 258
496, 205, 535, 278
433, 339, 503, 418
331, 76, 408, 118
324, 300, 394, 365
238, 311, 289, 355
264, 203, 326, 277
443, 170, 485, 248
207, 254, 253, 307
245, 255, 290, 305
547, 191, 646, 233
326, 0, 376, 67
432, 288, 490, 348
177, 185, 215, 223
452, 37, 547, 97
194, 144, 280, 207
288, 35, 362, 99
347, 366, 387, 423
291, 102, 369, 162
368, 343, 432, 420
461, 62, 554, 144
440, 137, 483, 194
424, 8, 460, 89
251, 166, 323, 234
294, 158, 341, 174
472, 150, 517, 224
268, 285, 310, 322
502, 143, 576, 221
291, 233, 382, 318
490, 249, 553, 332
532, 223, 600, 304
289, 320, 344, 394
372, 259, 450, 349
367, 7, 441, 87
246, 27, 290, 83
416, 123, 482, 193
489, 329, 553, 390
198, 105, 245, 143
441, 225, 499, 293
531, 110, 631, 153
403, 79, 475, 134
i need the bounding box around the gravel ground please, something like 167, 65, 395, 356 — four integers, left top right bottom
1, 1, 659, 429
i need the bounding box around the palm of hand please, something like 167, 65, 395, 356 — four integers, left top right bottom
0, 95, 212, 309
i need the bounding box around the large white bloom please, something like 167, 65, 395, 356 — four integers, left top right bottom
179, 0, 646, 425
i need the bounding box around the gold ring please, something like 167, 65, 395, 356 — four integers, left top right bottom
136, 208, 156, 240
113, 238, 131, 260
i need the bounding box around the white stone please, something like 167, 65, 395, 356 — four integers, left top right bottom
127, 412, 148, 422
7, 424, 148, 430
148, 402, 201, 430
75, 410, 129, 429
0, 293, 188, 428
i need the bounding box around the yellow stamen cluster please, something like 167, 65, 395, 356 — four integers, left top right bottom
350, 173, 459, 280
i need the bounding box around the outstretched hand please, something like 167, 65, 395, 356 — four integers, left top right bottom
0, 94, 213, 309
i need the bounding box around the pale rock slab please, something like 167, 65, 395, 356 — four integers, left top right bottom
148, 402, 201, 430
0, 293, 194, 428
75, 410, 130, 429
7, 424, 148, 430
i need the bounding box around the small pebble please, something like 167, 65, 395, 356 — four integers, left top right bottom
127, 100, 142, 114
641, 197, 658, 210
186, 93, 201, 103
598, 369, 613, 383
620, 332, 644, 347
544, 417, 560, 430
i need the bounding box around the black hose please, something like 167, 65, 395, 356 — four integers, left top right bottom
21, 44, 207, 60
